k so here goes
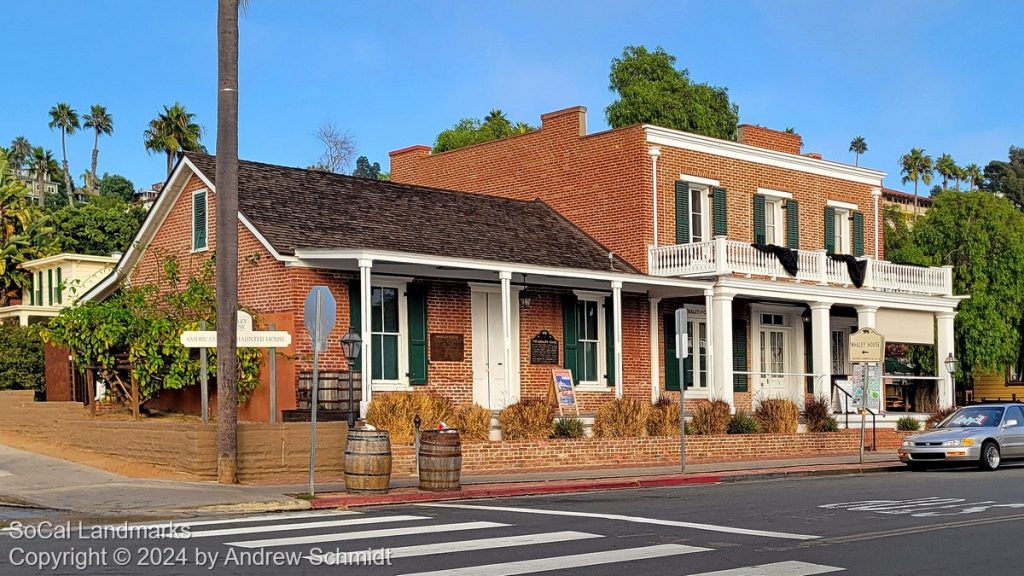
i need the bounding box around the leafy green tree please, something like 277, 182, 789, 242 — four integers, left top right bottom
963, 163, 983, 192
849, 136, 867, 166
97, 173, 135, 202
0, 149, 55, 305
144, 102, 206, 176
982, 146, 1024, 209
935, 153, 957, 190
8, 137, 32, 173
882, 204, 913, 261
900, 147, 933, 218
27, 146, 59, 206
605, 45, 739, 140
50, 197, 146, 256
433, 109, 535, 153
83, 104, 114, 195
351, 156, 382, 179
48, 102, 80, 205
0, 324, 44, 393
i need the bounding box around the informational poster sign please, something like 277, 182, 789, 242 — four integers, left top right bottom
865, 362, 882, 413
850, 363, 865, 411
549, 369, 579, 416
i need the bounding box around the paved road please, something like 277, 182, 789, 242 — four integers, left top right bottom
3, 464, 1024, 575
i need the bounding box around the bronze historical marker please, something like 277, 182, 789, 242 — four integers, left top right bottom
430, 333, 465, 362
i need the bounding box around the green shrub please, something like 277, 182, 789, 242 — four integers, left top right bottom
692, 400, 731, 435
553, 417, 585, 438
498, 399, 556, 440
727, 411, 760, 434
646, 396, 681, 436
925, 406, 957, 430
593, 398, 650, 437
818, 416, 840, 432
803, 396, 834, 432
0, 323, 44, 394
452, 404, 492, 442
896, 416, 922, 431
755, 398, 800, 433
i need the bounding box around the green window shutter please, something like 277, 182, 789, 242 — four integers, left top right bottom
347, 279, 361, 371
193, 191, 207, 250
29, 274, 34, 306
664, 314, 679, 391
712, 187, 728, 236
562, 294, 579, 385
406, 284, 428, 385
752, 194, 766, 245
674, 180, 690, 244
824, 207, 836, 254
785, 200, 800, 249
733, 318, 748, 392
47, 269, 53, 306
852, 211, 865, 256
604, 297, 615, 386
56, 267, 62, 304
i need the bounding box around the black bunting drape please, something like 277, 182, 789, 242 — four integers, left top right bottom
752, 243, 799, 277
830, 254, 867, 287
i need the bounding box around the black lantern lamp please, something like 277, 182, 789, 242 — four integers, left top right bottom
340, 327, 362, 428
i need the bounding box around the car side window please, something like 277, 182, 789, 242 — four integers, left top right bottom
1008, 406, 1024, 425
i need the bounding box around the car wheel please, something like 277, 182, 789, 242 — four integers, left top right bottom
979, 441, 1001, 471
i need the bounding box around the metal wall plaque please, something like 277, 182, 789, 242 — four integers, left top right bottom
530, 330, 560, 364
430, 333, 464, 362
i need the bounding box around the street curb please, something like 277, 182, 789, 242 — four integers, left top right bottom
184, 499, 313, 515
309, 462, 904, 509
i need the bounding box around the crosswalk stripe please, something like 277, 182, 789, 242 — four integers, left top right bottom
686, 560, 844, 576
308, 530, 603, 563
182, 514, 428, 539
419, 503, 819, 541
112, 510, 359, 531
228, 521, 509, 549
396, 543, 710, 576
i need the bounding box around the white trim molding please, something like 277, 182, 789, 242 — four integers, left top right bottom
826, 199, 859, 210
680, 174, 721, 187
757, 187, 793, 200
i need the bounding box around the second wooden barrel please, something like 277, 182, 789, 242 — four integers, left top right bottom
344, 429, 392, 494
418, 429, 462, 491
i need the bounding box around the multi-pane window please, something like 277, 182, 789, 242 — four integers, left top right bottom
761, 313, 785, 326
576, 299, 600, 384
371, 287, 400, 381
833, 209, 851, 254
690, 187, 706, 243
764, 198, 784, 245
760, 331, 785, 375
686, 320, 708, 389
831, 330, 848, 375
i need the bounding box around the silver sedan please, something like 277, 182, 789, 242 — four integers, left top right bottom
898, 403, 1024, 471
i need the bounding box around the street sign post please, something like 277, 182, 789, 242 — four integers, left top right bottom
304, 286, 337, 497
675, 308, 689, 473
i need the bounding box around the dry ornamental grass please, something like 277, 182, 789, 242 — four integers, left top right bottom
646, 397, 681, 436
593, 398, 650, 437
755, 398, 800, 434
498, 399, 556, 440
452, 404, 492, 442
365, 392, 456, 444
692, 400, 731, 435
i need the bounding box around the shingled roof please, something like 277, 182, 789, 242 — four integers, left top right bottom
185, 153, 636, 274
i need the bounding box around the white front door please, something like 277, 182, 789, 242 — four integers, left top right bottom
757, 327, 790, 399
471, 289, 519, 410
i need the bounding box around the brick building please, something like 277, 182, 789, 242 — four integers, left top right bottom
391, 106, 963, 413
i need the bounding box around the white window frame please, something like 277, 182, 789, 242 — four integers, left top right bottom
764, 197, 785, 245
686, 183, 712, 244
369, 279, 409, 390
830, 318, 857, 376
191, 189, 209, 253
685, 309, 709, 394
573, 290, 607, 391
833, 208, 851, 255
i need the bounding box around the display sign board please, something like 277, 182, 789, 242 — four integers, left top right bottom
865, 362, 882, 412
549, 368, 579, 416
430, 333, 465, 362
530, 331, 559, 365
179, 311, 292, 348
849, 328, 885, 363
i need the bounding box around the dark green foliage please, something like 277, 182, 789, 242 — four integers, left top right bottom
433, 109, 535, 153
605, 45, 739, 140
51, 197, 146, 256
896, 416, 921, 431
727, 411, 760, 434
97, 174, 135, 202
351, 156, 383, 180
553, 417, 585, 439
982, 146, 1024, 209
0, 323, 44, 392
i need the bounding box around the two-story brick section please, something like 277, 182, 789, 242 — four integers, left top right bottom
391, 106, 964, 414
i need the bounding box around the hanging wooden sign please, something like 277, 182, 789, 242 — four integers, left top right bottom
549, 368, 579, 416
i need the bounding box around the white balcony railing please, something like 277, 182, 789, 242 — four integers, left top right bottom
648, 237, 953, 296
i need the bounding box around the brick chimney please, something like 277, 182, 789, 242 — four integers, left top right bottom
540, 106, 587, 136
736, 124, 802, 155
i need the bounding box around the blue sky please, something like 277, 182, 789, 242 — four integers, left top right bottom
3, 1, 1021, 192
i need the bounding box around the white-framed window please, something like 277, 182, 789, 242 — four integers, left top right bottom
833, 208, 851, 254
831, 330, 847, 375
764, 197, 784, 245
370, 281, 408, 385
689, 185, 711, 243
576, 298, 604, 385
686, 315, 708, 390
191, 189, 209, 252
761, 313, 786, 326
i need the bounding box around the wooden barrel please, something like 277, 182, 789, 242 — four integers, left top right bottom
418, 429, 462, 491
344, 429, 392, 494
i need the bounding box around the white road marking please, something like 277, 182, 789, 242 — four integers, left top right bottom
308, 531, 602, 563
418, 503, 819, 541
229, 521, 509, 549
396, 544, 709, 576
114, 510, 359, 531
686, 560, 844, 575
182, 514, 428, 538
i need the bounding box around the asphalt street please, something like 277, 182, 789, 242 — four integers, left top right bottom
3, 464, 1024, 575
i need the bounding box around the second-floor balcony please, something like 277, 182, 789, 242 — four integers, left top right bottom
648, 237, 953, 297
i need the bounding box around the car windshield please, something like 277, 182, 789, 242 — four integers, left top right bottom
939, 407, 1005, 428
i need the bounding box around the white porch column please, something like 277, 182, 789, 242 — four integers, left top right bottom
711, 291, 734, 410
704, 288, 714, 399
358, 259, 373, 417
499, 271, 513, 402
936, 311, 956, 409
611, 281, 624, 399
810, 302, 833, 405
856, 305, 878, 329
649, 296, 662, 402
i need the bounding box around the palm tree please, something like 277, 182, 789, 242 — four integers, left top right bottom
953, 164, 965, 191
935, 154, 957, 190
144, 102, 206, 176
48, 102, 80, 205
26, 147, 58, 206
900, 148, 933, 218
849, 136, 867, 166
83, 105, 114, 195
8, 137, 32, 174
964, 163, 984, 191
0, 150, 53, 305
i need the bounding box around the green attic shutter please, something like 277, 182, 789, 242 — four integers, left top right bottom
712, 187, 728, 236
785, 200, 800, 249
562, 294, 579, 385
733, 318, 748, 392
675, 180, 690, 244
852, 211, 865, 256
407, 284, 428, 385
604, 297, 614, 387
347, 280, 361, 372
824, 207, 836, 254
752, 194, 766, 245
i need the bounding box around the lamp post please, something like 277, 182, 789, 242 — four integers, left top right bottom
945, 352, 957, 406
340, 327, 362, 429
